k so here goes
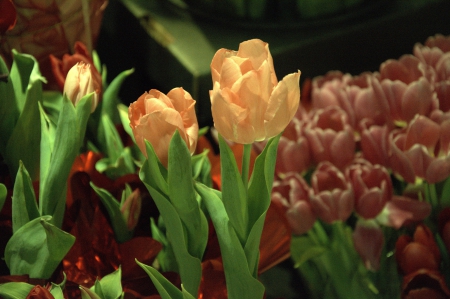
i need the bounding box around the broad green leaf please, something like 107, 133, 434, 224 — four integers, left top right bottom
101, 113, 124, 162
11, 162, 39, 233
191, 151, 212, 187
5, 216, 76, 279
80, 286, 102, 299
141, 182, 202, 297
244, 134, 280, 275
195, 182, 265, 299
39, 96, 79, 227
41, 90, 63, 125
137, 260, 183, 299
102, 68, 134, 124
50, 272, 67, 299
150, 217, 178, 272
38, 102, 55, 191
181, 285, 197, 299
117, 103, 134, 142
0, 56, 19, 154
139, 141, 168, 196
0, 183, 6, 212
5, 51, 45, 180
91, 266, 123, 299
91, 183, 132, 243
75, 93, 94, 149
168, 131, 208, 259
218, 135, 248, 245
0, 282, 34, 299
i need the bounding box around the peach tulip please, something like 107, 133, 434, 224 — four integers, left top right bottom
128, 88, 199, 167
63, 62, 100, 112
209, 39, 300, 144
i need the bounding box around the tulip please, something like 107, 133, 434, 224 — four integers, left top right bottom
359, 120, 391, 167
121, 189, 142, 231
438, 207, 450, 254
401, 269, 450, 299
352, 220, 384, 271
128, 88, 199, 167
272, 172, 316, 235
395, 224, 441, 275
309, 161, 354, 223
26, 285, 53, 299
379, 55, 427, 85
304, 106, 355, 170
63, 62, 100, 112
49, 41, 102, 93
346, 158, 393, 219
424, 34, 450, 53
209, 39, 300, 144
377, 195, 431, 229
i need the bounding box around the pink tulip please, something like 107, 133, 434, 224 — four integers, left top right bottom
352, 220, 384, 271
359, 120, 391, 168
309, 161, 354, 223
424, 34, 450, 53
275, 116, 312, 176
63, 62, 100, 112
346, 158, 393, 219
209, 39, 301, 144
304, 106, 355, 170
379, 55, 427, 84
128, 88, 199, 167
272, 172, 316, 235
389, 115, 450, 183
378, 196, 431, 229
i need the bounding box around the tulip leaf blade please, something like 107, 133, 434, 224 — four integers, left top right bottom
168, 130, 208, 260
90, 182, 132, 243
218, 134, 248, 245
11, 162, 39, 234
4, 51, 45, 180
140, 179, 202, 297
102, 68, 134, 124
136, 260, 184, 299
90, 266, 123, 299
5, 216, 75, 279
0, 56, 19, 155
0, 183, 6, 212
243, 134, 280, 276
0, 282, 34, 299
195, 182, 266, 299
140, 141, 169, 196
39, 95, 79, 228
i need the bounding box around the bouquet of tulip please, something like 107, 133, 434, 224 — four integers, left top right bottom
266, 33, 450, 299
0, 36, 298, 298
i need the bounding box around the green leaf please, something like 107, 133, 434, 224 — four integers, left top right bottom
181, 285, 197, 299
218, 135, 248, 245
191, 151, 212, 187
11, 161, 39, 234
244, 134, 281, 275
91, 266, 123, 299
0, 282, 34, 299
117, 103, 135, 142
0, 56, 19, 154
101, 113, 124, 162
39, 95, 79, 228
90, 183, 132, 243
290, 235, 327, 268
41, 90, 63, 125
75, 92, 94, 148
150, 217, 178, 272
4, 51, 45, 180
168, 131, 208, 259
102, 68, 134, 124
195, 182, 265, 299
137, 260, 184, 299
80, 286, 102, 299
0, 183, 6, 212
139, 141, 168, 196
5, 216, 76, 279
142, 182, 202, 297
50, 272, 67, 299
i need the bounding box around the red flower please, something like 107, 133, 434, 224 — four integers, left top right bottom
395, 224, 441, 276
49, 41, 102, 95
401, 269, 450, 299
0, 0, 16, 34
26, 285, 53, 299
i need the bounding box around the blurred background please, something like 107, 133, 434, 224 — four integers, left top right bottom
94, 1, 449, 298
96, 0, 450, 129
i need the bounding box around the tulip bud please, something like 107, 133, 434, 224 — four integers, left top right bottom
63, 62, 100, 112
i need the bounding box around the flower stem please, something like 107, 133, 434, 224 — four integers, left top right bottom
241, 144, 252, 190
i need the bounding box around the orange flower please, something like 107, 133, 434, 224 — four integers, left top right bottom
209, 39, 301, 144
128, 88, 199, 166
63, 61, 100, 112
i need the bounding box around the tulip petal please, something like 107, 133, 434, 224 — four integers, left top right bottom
264, 72, 301, 139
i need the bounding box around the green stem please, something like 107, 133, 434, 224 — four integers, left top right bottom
241, 144, 252, 190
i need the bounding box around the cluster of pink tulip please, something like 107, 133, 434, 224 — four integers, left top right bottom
270, 33, 450, 281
